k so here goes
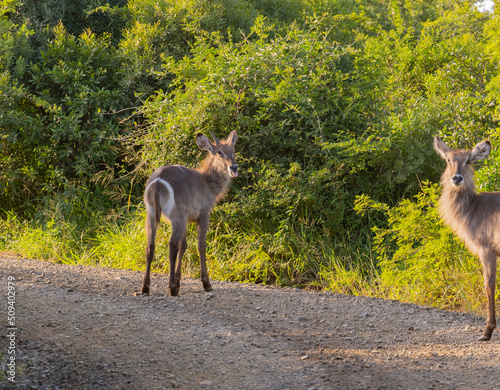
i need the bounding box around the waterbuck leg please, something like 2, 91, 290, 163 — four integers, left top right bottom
168, 223, 186, 297
478, 251, 497, 341
197, 214, 212, 292
168, 238, 179, 296
142, 214, 157, 295
174, 235, 187, 294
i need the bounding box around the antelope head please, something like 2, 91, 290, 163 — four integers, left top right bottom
434, 136, 491, 189
196, 131, 239, 178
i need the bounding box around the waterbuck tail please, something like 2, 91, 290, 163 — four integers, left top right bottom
154, 181, 162, 224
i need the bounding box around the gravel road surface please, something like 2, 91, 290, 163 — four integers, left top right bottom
1, 256, 499, 389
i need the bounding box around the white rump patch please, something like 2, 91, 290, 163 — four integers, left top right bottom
145, 178, 175, 218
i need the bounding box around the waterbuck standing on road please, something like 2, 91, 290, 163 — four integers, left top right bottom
141, 131, 238, 297
434, 135, 498, 341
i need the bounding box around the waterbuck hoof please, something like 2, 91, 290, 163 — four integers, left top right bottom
478, 335, 491, 341
202, 279, 212, 291
141, 287, 150, 295
169, 287, 179, 297
478, 328, 494, 341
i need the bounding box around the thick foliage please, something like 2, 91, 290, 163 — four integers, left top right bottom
0, 24, 128, 212
354, 183, 489, 313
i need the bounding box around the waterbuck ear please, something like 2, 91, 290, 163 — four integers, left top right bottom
196, 133, 215, 153
226, 130, 238, 145
470, 140, 492, 162
433, 136, 451, 159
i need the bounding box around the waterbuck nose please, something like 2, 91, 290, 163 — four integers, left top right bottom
451, 174, 464, 186
229, 164, 238, 178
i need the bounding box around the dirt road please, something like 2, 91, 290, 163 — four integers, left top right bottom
1, 256, 499, 389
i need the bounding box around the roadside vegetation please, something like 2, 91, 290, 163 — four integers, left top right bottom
1, 0, 499, 316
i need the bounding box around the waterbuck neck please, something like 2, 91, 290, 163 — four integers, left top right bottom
439, 174, 478, 222
199, 155, 232, 201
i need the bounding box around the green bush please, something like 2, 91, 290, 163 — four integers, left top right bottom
355, 183, 488, 313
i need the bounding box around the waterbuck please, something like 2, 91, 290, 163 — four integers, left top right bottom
434, 135, 498, 341
141, 131, 238, 297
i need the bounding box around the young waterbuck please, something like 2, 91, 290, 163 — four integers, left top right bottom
141, 131, 238, 297
434, 135, 498, 341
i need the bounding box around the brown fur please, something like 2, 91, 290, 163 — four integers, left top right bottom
198, 157, 232, 203
434, 136, 498, 340
141, 131, 238, 297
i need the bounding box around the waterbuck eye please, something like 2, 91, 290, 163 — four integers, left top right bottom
217, 151, 224, 157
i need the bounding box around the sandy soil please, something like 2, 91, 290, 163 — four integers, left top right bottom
1, 255, 499, 390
